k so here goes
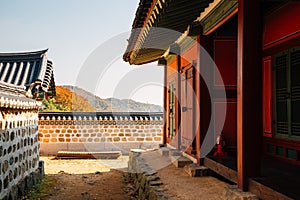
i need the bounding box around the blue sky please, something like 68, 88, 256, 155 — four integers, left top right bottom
0, 0, 163, 105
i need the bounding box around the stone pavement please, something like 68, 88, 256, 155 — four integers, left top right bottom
130, 149, 258, 200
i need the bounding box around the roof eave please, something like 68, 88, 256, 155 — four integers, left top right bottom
123, 0, 214, 65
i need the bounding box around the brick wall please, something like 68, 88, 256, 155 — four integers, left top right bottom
38, 112, 163, 155
0, 110, 43, 199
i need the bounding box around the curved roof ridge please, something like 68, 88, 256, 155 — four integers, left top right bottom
0, 80, 26, 93
0, 49, 48, 57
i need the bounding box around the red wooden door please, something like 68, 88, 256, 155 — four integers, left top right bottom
167, 76, 179, 149
180, 66, 195, 152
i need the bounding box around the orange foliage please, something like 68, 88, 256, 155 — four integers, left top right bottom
55, 86, 95, 112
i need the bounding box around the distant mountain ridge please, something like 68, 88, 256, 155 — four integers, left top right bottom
62, 85, 163, 112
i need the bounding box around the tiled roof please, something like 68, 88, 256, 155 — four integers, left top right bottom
0, 49, 54, 92
0, 81, 41, 109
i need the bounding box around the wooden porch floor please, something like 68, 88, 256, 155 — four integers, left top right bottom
205, 155, 300, 199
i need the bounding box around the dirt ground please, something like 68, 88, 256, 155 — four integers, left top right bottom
24, 156, 132, 200
140, 151, 231, 200
46, 170, 128, 200
158, 164, 229, 200
23, 154, 235, 200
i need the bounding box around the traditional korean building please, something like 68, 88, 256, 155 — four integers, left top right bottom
0, 48, 55, 199
0, 49, 56, 100
124, 0, 300, 199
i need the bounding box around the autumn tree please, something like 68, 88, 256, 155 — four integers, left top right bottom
41, 86, 95, 112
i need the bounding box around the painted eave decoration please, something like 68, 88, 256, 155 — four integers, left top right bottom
123, 0, 214, 65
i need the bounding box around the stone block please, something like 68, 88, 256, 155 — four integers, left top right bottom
51, 138, 57, 142
17, 179, 26, 196
184, 164, 211, 177
223, 185, 258, 200
149, 180, 163, 186
9, 185, 18, 200
25, 175, 33, 190
158, 147, 169, 156
39, 161, 45, 177
43, 138, 49, 143
169, 149, 181, 157
146, 137, 153, 141
171, 156, 193, 168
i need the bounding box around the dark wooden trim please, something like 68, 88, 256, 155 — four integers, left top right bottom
248, 179, 292, 200
237, 0, 263, 190
264, 137, 300, 166
203, 157, 238, 183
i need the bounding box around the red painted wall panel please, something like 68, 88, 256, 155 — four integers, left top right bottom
214, 101, 237, 147
213, 38, 237, 149
262, 57, 272, 136
214, 39, 237, 88
181, 42, 198, 70
263, 2, 300, 49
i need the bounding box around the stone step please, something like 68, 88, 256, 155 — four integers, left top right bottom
169, 149, 182, 157
158, 147, 170, 156
184, 164, 211, 177
224, 185, 258, 200
171, 156, 193, 168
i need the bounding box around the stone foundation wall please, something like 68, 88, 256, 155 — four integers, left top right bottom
128, 150, 168, 200
38, 112, 163, 155
0, 110, 43, 199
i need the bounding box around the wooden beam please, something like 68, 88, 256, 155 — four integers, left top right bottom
204, 157, 238, 183
237, 0, 263, 191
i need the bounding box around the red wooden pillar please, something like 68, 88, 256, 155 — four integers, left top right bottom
176, 46, 182, 150
198, 31, 212, 163
169, 43, 181, 150
159, 58, 168, 145
237, 0, 262, 190
195, 34, 201, 163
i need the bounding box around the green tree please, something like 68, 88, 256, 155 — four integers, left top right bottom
40, 98, 70, 112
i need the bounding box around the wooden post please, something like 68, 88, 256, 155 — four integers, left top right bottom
195, 35, 201, 164
198, 31, 212, 164
176, 46, 182, 150
159, 58, 168, 145
170, 43, 182, 150
237, 0, 262, 190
